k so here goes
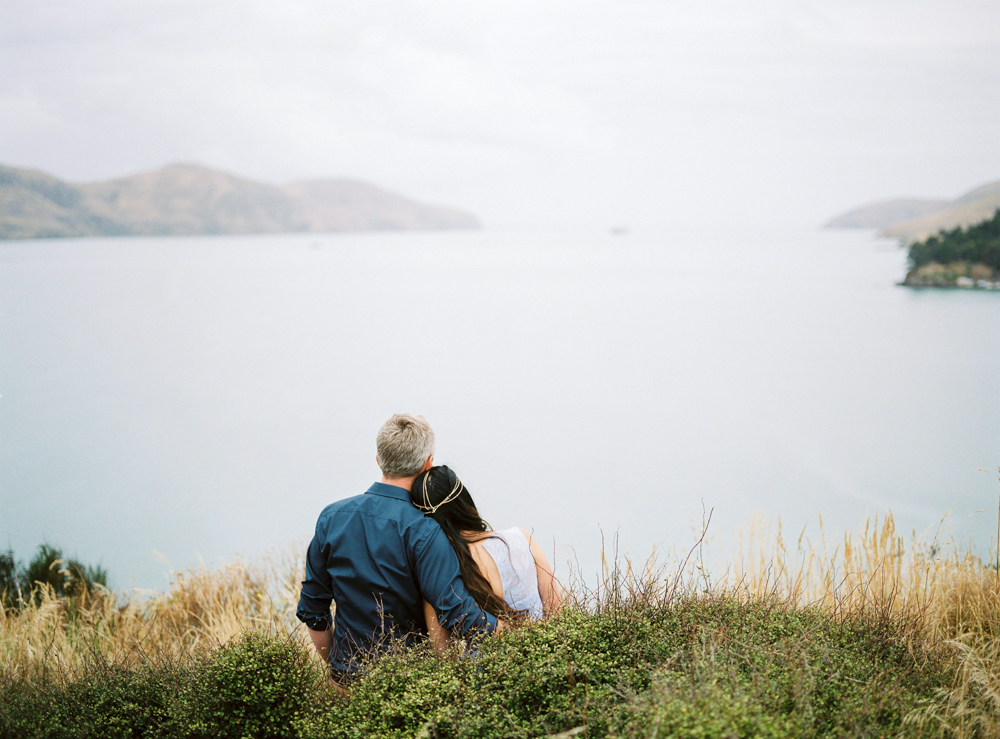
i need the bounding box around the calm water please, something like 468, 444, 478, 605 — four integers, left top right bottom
1, 226, 998, 589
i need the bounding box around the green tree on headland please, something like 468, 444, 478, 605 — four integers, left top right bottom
0, 550, 21, 609
0, 544, 107, 609
905, 209, 1000, 286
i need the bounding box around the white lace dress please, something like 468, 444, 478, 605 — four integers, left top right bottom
480, 528, 544, 619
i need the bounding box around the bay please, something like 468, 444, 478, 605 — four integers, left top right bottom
1, 225, 998, 589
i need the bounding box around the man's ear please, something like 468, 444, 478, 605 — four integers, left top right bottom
421, 455, 434, 473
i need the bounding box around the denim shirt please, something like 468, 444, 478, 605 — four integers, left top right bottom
296, 482, 497, 671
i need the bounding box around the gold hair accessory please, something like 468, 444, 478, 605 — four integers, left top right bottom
415, 473, 464, 514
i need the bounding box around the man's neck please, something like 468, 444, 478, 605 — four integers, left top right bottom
381, 475, 417, 492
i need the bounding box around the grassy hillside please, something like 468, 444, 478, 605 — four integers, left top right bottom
2, 511, 1000, 738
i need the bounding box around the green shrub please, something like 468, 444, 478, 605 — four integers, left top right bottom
299, 597, 952, 739
169, 630, 332, 739
0, 596, 960, 739
0, 632, 331, 739
620, 673, 801, 739
0, 665, 178, 739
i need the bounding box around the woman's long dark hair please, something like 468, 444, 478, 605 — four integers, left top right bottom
411, 466, 516, 619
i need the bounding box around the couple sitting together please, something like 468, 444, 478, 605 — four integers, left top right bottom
296, 413, 560, 675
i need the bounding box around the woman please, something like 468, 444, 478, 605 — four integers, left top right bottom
410, 465, 560, 653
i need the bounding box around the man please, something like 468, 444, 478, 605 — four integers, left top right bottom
296, 413, 498, 673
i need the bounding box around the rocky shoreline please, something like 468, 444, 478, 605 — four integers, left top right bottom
902, 261, 1000, 289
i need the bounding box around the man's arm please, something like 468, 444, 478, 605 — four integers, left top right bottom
422, 599, 449, 656
308, 626, 333, 662
296, 532, 335, 654
414, 526, 498, 638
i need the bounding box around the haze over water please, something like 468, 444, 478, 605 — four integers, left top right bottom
1, 226, 998, 588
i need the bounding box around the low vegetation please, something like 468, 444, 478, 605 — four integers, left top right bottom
3, 503, 1000, 738
904, 210, 1000, 287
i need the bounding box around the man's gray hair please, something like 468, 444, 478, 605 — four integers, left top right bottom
376, 414, 436, 478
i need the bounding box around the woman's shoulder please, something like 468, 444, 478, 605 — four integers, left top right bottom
499, 527, 536, 551
481, 528, 539, 561
489, 526, 531, 541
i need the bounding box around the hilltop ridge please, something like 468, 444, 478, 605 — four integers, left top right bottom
0, 163, 479, 240
826, 180, 1000, 243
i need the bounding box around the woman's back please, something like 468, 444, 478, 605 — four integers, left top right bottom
475, 528, 544, 619
410, 466, 561, 652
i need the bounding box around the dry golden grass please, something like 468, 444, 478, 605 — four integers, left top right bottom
726, 508, 1000, 638
0, 544, 309, 682
721, 496, 1000, 738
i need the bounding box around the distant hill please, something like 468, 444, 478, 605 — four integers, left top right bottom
0, 163, 479, 240
826, 180, 1000, 243
824, 199, 952, 229
882, 183, 1000, 243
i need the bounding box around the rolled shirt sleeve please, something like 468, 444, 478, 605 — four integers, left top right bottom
296, 532, 334, 632
414, 525, 497, 637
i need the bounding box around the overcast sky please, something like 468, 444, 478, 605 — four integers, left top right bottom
2, 0, 998, 227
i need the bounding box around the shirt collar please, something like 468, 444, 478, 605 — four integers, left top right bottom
365, 482, 413, 502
